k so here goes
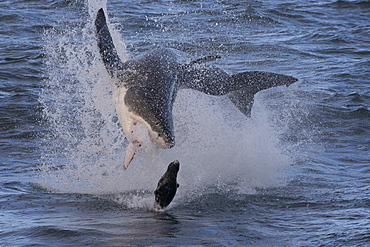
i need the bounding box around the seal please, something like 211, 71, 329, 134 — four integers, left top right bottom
154, 160, 180, 211
94, 8, 298, 168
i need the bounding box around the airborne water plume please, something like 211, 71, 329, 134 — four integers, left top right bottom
38, 0, 293, 207
3, 0, 370, 245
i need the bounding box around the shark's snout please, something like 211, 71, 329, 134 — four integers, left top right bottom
166, 141, 175, 149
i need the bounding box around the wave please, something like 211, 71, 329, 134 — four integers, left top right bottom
332, 0, 370, 8
37, 0, 295, 206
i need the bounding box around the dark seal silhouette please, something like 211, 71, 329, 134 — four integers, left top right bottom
154, 160, 180, 210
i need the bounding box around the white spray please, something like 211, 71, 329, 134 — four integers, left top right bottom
39, 0, 292, 208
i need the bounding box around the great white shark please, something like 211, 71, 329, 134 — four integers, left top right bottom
94, 8, 298, 168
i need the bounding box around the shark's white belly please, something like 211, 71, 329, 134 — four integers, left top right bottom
114, 86, 131, 135
113, 86, 167, 149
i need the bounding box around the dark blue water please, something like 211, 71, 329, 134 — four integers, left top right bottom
1, 0, 369, 245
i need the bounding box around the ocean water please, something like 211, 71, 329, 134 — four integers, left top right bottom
1, 0, 369, 245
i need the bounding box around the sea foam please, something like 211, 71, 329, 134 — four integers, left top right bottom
38, 0, 292, 208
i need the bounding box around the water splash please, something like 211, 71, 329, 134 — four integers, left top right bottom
38, 0, 292, 208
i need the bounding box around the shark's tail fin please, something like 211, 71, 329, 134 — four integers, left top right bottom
229, 71, 298, 116
232, 71, 297, 92
179, 64, 297, 116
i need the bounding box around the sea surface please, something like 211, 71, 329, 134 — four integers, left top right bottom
1, 0, 369, 246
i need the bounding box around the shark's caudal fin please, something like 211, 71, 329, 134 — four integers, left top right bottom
232, 71, 297, 91
178, 65, 297, 116
94, 8, 126, 78
229, 71, 298, 116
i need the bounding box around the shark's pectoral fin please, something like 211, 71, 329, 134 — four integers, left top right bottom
95, 8, 126, 78
124, 142, 136, 169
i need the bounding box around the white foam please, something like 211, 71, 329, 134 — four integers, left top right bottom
38, 0, 292, 208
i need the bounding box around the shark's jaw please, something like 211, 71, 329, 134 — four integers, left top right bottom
114, 87, 175, 168
122, 117, 174, 169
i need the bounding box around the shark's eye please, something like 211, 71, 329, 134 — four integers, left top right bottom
158, 133, 162, 137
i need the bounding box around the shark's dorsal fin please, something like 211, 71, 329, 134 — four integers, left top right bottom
188, 55, 221, 65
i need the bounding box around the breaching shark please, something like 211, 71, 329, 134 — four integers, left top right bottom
94, 8, 298, 168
